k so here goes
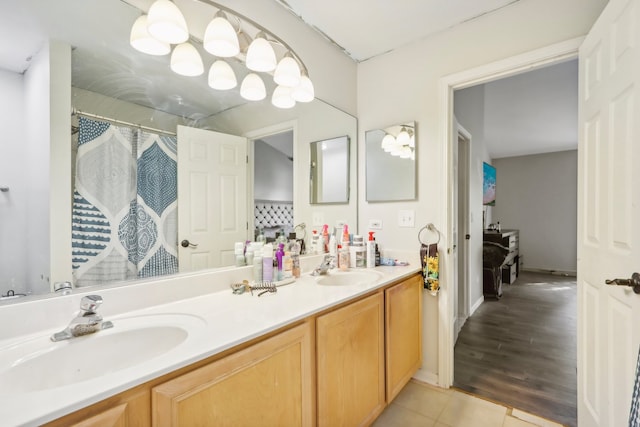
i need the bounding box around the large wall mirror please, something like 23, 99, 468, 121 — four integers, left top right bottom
0, 0, 357, 301
309, 136, 350, 204
365, 122, 416, 202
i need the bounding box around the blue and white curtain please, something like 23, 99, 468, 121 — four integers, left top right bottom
72, 116, 178, 287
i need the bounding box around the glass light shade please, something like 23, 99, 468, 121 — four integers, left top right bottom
170, 43, 203, 76
381, 134, 395, 150
390, 145, 403, 156
203, 11, 239, 57
292, 74, 315, 103
246, 33, 276, 72
240, 73, 266, 101
147, 0, 189, 44
208, 60, 237, 90
399, 146, 413, 159
272, 85, 296, 109
130, 15, 171, 55
274, 54, 301, 87
396, 128, 410, 146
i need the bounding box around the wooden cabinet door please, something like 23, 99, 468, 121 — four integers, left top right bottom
152, 322, 313, 427
385, 274, 422, 402
316, 293, 385, 427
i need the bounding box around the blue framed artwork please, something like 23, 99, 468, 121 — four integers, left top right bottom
483, 162, 496, 206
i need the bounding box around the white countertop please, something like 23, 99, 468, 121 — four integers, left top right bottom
0, 254, 421, 426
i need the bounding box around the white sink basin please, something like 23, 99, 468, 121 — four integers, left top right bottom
315, 270, 384, 286
0, 313, 206, 395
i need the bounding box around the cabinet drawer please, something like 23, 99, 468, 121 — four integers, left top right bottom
502, 263, 517, 284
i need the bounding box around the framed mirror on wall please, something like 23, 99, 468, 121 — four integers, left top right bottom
365, 122, 416, 202
309, 135, 350, 204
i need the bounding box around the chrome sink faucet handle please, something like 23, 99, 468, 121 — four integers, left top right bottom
51, 295, 114, 342
80, 295, 103, 315
312, 254, 335, 276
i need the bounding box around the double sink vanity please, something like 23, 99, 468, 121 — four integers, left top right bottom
0, 254, 422, 426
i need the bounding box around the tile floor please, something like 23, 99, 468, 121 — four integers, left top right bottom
373, 380, 565, 427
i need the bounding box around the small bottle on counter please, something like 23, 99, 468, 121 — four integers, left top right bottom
276, 243, 285, 281
253, 245, 263, 283
289, 238, 301, 278
338, 244, 349, 271
366, 232, 376, 269
351, 235, 365, 268
234, 242, 246, 267
262, 243, 274, 282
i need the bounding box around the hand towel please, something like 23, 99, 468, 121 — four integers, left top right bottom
630, 345, 640, 427
421, 243, 439, 296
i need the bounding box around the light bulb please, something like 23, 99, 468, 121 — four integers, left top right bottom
130, 15, 170, 55
397, 127, 410, 146
274, 53, 301, 87
208, 60, 237, 90
147, 0, 189, 44
381, 134, 395, 151
292, 74, 314, 103
246, 32, 276, 72
240, 73, 266, 101
170, 43, 203, 76
203, 11, 239, 58
399, 146, 413, 159
272, 85, 296, 109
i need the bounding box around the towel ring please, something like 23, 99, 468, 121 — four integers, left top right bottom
418, 223, 441, 245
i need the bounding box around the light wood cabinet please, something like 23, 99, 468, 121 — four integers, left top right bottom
385, 274, 423, 402
316, 293, 385, 427
152, 321, 314, 427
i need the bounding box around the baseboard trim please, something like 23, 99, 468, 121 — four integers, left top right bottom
470, 295, 484, 315
412, 368, 439, 386
521, 267, 576, 277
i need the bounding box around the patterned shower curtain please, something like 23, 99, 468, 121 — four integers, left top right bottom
72, 116, 178, 287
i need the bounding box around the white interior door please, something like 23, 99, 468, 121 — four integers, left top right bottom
450, 119, 460, 341
177, 126, 247, 272
578, 0, 640, 425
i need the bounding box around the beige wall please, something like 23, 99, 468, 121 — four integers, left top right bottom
357, 0, 606, 381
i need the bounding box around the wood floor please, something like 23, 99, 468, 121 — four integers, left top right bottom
454, 270, 577, 427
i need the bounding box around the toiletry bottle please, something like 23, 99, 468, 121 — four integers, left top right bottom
338, 244, 349, 271
262, 243, 274, 282
310, 230, 319, 255
375, 237, 381, 266
321, 224, 329, 253
256, 227, 266, 243
253, 246, 263, 283
283, 248, 293, 279
342, 224, 350, 245
276, 243, 285, 281
354, 235, 366, 268
329, 233, 337, 257
290, 239, 301, 278
234, 242, 246, 267
245, 243, 255, 267
366, 232, 376, 269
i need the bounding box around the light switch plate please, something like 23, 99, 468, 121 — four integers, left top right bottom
398, 210, 415, 228
368, 219, 383, 230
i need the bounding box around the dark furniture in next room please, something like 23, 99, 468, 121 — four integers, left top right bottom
482, 230, 520, 298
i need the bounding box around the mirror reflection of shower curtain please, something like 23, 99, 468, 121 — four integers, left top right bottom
72, 116, 178, 287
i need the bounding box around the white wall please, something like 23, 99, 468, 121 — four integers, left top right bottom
254, 140, 294, 202
0, 69, 27, 295
493, 151, 578, 273
357, 0, 604, 382
454, 85, 493, 310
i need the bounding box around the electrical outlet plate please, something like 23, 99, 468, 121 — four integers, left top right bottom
312, 212, 324, 226
398, 210, 415, 228
368, 219, 383, 230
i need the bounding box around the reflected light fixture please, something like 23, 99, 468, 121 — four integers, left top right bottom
240, 73, 266, 101
147, 0, 189, 44
130, 15, 171, 55
381, 134, 396, 151
170, 42, 204, 76
208, 60, 237, 90
203, 10, 239, 57
129, 0, 315, 108
396, 127, 411, 147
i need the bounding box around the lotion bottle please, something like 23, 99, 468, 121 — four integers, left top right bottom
366, 232, 376, 269
253, 245, 263, 283
321, 224, 329, 253
276, 243, 285, 281
262, 243, 274, 282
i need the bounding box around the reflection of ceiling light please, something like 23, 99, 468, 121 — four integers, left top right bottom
170, 42, 203, 76
203, 11, 239, 57
129, 0, 315, 106
130, 15, 171, 55
208, 60, 237, 90
396, 127, 410, 146
147, 0, 189, 44
240, 73, 266, 101
381, 134, 395, 151
274, 53, 301, 87
271, 85, 295, 109
246, 32, 277, 72
399, 146, 413, 158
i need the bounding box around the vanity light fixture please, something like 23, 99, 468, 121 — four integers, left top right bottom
381, 125, 415, 158
381, 134, 396, 152
396, 127, 411, 147
170, 42, 204, 76
129, 0, 314, 109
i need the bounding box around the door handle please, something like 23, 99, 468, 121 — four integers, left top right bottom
605, 272, 640, 294
181, 239, 198, 248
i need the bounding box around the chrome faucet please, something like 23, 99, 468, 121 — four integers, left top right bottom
51, 295, 114, 342
312, 254, 335, 276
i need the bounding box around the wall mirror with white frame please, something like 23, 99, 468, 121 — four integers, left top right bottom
309, 136, 350, 204
365, 122, 416, 202
0, 0, 357, 301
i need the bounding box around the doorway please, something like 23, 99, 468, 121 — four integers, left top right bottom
454, 125, 471, 342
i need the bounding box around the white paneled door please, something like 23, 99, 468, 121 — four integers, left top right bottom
578, 0, 640, 425
177, 126, 248, 272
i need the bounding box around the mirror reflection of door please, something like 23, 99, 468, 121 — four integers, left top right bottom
177, 126, 248, 271
252, 131, 294, 241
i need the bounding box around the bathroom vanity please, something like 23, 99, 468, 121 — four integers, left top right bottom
0, 257, 422, 426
